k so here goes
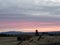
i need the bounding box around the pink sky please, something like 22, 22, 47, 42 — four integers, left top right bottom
0, 0, 60, 32
0, 21, 60, 32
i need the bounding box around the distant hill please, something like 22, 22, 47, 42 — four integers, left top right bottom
0, 31, 60, 35
47, 31, 60, 34
0, 31, 24, 35
0, 31, 35, 35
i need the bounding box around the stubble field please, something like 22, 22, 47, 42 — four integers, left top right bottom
0, 35, 60, 45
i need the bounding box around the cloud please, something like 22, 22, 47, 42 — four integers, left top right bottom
0, 21, 60, 29
0, 0, 60, 15
0, 0, 60, 22
0, 14, 60, 22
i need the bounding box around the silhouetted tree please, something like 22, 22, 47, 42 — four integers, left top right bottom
35, 29, 39, 36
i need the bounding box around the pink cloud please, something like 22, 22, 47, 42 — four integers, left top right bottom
0, 21, 60, 28
0, 21, 60, 32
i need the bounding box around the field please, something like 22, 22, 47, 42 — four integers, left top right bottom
0, 35, 60, 45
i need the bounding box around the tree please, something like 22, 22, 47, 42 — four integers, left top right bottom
35, 29, 39, 36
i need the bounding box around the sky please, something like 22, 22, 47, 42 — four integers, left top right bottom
0, 0, 60, 32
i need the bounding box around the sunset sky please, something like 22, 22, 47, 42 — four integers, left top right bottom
0, 0, 60, 32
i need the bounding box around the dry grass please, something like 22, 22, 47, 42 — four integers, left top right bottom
0, 35, 60, 45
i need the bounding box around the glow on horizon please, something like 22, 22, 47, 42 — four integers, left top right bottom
0, 21, 60, 32
0, 27, 60, 32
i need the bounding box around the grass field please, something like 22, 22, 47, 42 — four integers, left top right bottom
0, 35, 60, 45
